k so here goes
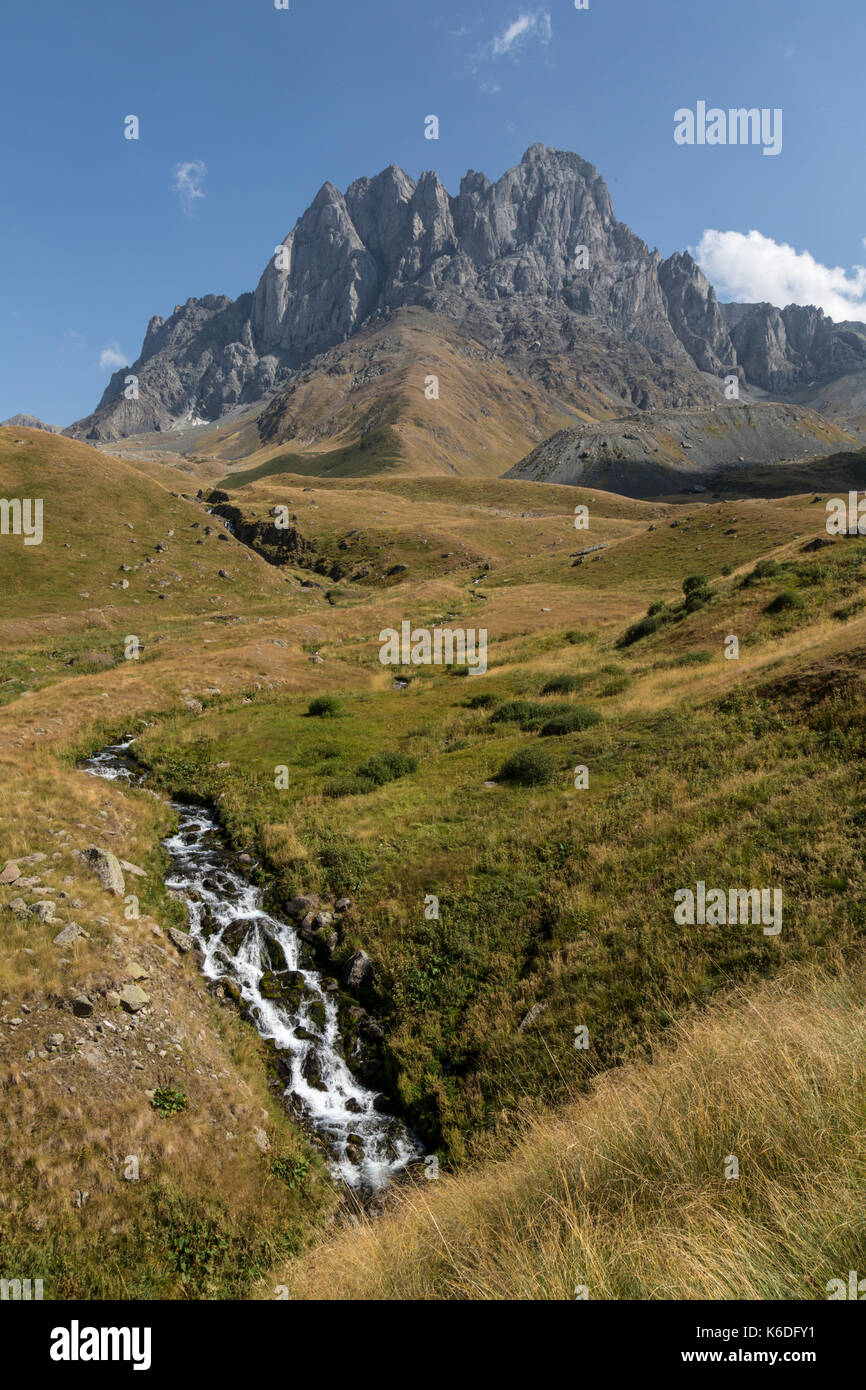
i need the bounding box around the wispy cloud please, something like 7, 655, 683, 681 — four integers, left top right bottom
173, 159, 207, 217
99, 343, 128, 372
491, 11, 552, 58
694, 229, 866, 323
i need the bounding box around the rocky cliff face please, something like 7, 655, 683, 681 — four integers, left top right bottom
65, 145, 866, 443
723, 303, 866, 392
658, 252, 736, 376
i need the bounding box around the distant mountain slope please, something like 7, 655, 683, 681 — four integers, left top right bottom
506, 402, 859, 497
1, 413, 62, 433
231, 306, 697, 481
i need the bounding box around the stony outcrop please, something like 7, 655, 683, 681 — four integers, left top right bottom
77, 847, 125, 897
208, 503, 312, 567
507, 402, 858, 497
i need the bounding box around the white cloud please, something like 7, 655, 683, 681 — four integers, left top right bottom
173, 159, 207, 216
99, 343, 128, 371
694, 229, 866, 324
491, 11, 552, 58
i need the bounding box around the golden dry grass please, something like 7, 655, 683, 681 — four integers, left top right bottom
262, 959, 866, 1300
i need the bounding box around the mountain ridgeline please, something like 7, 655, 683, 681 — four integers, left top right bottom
67, 145, 866, 448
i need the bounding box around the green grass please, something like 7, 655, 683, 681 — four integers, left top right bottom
132, 628, 866, 1164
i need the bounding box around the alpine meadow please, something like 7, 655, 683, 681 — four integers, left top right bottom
2, 0, 866, 1353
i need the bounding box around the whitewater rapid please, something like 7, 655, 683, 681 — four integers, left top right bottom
85, 741, 421, 1190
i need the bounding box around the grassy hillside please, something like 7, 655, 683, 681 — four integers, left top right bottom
263, 957, 866, 1299
2, 427, 865, 1299
131, 565, 866, 1163
213, 307, 613, 482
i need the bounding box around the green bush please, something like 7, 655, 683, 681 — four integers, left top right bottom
599, 674, 631, 697
490, 700, 566, 730
151, 1087, 188, 1117
565, 628, 593, 644
307, 696, 342, 718
323, 774, 376, 798
465, 693, 498, 710
356, 751, 419, 785
270, 1156, 310, 1189
683, 574, 709, 595
765, 590, 803, 615
741, 559, 779, 587
298, 742, 342, 764
323, 750, 418, 797
541, 675, 581, 695
617, 615, 660, 648
540, 705, 602, 736
497, 745, 557, 786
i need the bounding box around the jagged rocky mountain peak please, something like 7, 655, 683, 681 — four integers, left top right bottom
65, 147, 866, 442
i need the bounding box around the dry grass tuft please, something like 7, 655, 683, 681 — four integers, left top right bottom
262, 960, 866, 1300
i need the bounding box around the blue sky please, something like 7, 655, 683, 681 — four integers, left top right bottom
2, 0, 864, 426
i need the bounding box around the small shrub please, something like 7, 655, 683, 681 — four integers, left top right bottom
599, 674, 631, 697
617, 615, 660, 648
318, 842, 372, 891
323, 774, 376, 798
490, 700, 564, 730
684, 591, 708, 613
765, 590, 803, 615
541, 675, 580, 695
270, 1156, 310, 1189
300, 742, 342, 764
565, 628, 593, 644
540, 705, 602, 736
356, 751, 418, 785
152, 1087, 188, 1117
741, 559, 778, 587
465, 693, 498, 710
497, 745, 557, 786
683, 574, 709, 596
833, 600, 866, 621
307, 696, 342, 718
